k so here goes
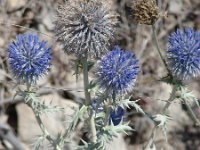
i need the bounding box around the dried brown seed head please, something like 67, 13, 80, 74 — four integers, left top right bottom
132, 0, 160, 25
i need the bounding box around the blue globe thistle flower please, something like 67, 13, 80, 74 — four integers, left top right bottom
96, 46, 139, 96
110, 106, 125, 126
167, 28, 200, 80
92, 100, 125, 126
8, 34, 52, 85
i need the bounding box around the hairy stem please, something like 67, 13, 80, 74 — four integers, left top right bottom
163, 84, 177, 113
89, 112, 97, 142
24, 92, 61, 150
146, 84, 177, 146
82, 56, 91, 106
145, 126, 157, 149
34, 114, 55, 145
184, 99, 200, 126
34, 114, 62, 150
82, 55, 97, 143
104, 104, 111, 126
152, 24, 170, 74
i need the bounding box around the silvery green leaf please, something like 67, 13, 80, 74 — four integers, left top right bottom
118, 99, 145, 114
95, 111, 105, 119
76, 139, 99, 150
103, 123, 134, 135
153, 114, 170, 127
33, 134, 46, 150
67, 105, 89, 132
21, 91, 64, 115
153, 114, 170, 141
178, 87, 199, 107
79, 105, 90, 120
96, 123, 134, 150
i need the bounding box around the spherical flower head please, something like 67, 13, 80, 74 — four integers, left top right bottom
55, 0, 118, 58
96, 46, 139, 96
110, 106, 125, 126
132, 0, 160, 25
8, 34, 52, 85
167, 28, 200, 80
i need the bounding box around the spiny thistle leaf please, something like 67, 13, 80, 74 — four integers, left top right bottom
177, 86, 199, 107
62, 104, 90, 144
103, 123, 133, 135
79, 105, 90, 121
59, 107, 80, 143
33, 134, 46, 150
67, 105, 89, 132
20, 91, 64, 115
117, 99, 145, 114
153, 114, 171, 141
96, 123, 133, 149
76, 139, 100, 150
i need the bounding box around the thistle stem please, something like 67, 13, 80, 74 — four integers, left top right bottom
82, 55, 91, 106
89, 112, 97, 142
184, 99, 200, 126
162, 84, 177, 114
82, 55, 97, 143
151, 24, 170, 74
34, 113, 61, 150
34, 114, 55, 145
146, 84, 177, 147
104, 104, 111, 126
24, 92, 61, 150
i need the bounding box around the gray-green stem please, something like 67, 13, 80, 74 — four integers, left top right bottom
82, 56, 91, 106
184, 99, 200, 126
82, 55, 97, 143
25, 95, 61, 150
146, 84, 177, 147
162, 84, 177, 114
24, 85, 61, 150
152, 24, 171, 74
104, 103, 111, 126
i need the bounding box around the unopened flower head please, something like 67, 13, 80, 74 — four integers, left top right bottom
132, 0, 160, 25
96, 46, 139, 96
8, 34, 52, 85
55, 0, 118, 58
110, 106, 125, 126
167, 28, 200, 80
